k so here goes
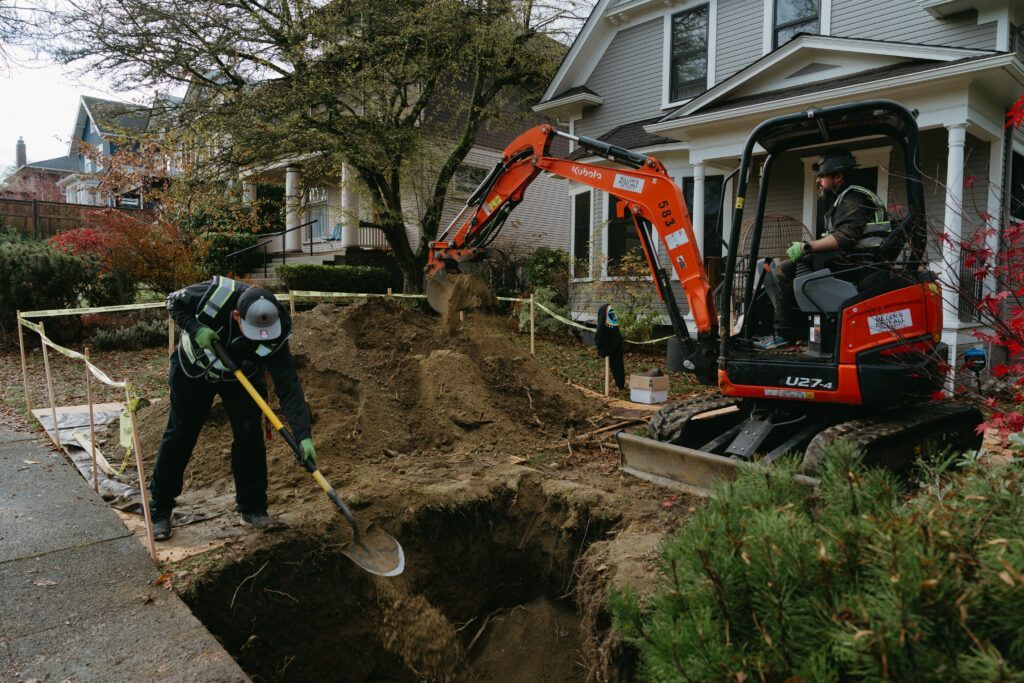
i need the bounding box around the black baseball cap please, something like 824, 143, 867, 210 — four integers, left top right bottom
236, 287, 282, 341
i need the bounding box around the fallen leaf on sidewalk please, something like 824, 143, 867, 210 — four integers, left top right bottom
153, 572, 174, 588
32, 578, 56, 587
21, 460, 38, 465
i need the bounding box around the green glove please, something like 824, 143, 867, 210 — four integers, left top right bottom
300, 438, 316, 466
787, 241, 808, 261
194, 326, 220, 350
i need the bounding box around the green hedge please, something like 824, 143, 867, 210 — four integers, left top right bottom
612, 445, 1024, 681
200, 231, 264, 277
276, 264, 392, 294
0, 241, 99, 331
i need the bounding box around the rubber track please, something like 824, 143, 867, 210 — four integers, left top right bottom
647, 393, 745, 443
803, 401, 982, 472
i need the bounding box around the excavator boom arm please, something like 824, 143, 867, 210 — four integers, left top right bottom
427, 125, 717, 339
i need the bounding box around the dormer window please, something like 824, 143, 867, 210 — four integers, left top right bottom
669, 5, 709, 102
774, 0, 819, 47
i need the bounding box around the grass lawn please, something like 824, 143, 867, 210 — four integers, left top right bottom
506, 327, 708, 400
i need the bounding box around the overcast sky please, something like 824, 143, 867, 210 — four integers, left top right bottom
0, 46, 146, 172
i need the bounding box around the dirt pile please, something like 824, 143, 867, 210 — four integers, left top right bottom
134, 298, 596, 519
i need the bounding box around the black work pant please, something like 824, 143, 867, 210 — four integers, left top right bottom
769, 258, 809, 341
149, 353, 268, 517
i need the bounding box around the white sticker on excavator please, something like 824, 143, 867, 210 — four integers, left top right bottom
867, 308, 913, 335
613, 174, 644, 193
665, 228, 689, 250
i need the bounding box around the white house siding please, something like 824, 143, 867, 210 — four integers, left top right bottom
577, 18, 665, 138
831, 3, 998, 50
715, 0, 764, 83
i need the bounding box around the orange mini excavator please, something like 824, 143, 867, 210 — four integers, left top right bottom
425, 100, 982, 489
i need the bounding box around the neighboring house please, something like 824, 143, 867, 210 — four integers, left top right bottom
230, 95, 570, 263
57, 95, 155, 208
1, 137, 78, 202
534, 0, 1024, 369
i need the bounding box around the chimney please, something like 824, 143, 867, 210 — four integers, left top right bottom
15, 136, 26, 168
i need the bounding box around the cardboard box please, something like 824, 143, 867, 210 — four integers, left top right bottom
630, 374, 669, 404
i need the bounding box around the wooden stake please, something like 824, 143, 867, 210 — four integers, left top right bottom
387, 287, 392, 298
126, 384, 157, 562
459, 310, 465, 322
289, 293, 296, 316
605, 357, 610, 397
85, 347, 98, 494
167, 318, 175, 355
16, 310, 31, 414
529, 294, 535, 356
39, 322, 60, 448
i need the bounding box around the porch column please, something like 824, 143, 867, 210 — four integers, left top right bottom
341, 162, 361, 249
285, 166, 302, 252
241, 180, 257, 206
940, 123, 967, 389
984, 132, 1005, 298
692, 163, 706, 260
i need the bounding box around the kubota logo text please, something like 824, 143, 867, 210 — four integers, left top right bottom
571, 166, 603, 180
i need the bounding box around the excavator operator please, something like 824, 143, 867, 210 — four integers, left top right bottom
757, 147, 888, 350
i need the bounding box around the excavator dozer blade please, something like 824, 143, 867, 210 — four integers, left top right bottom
616, 431, 819, 496
426, 268, 452, 314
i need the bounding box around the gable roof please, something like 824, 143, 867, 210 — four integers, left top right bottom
660, 34, 995, 122
80, 96, 151, 135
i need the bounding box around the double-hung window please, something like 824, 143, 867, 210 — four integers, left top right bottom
571, 190, 593, 279
774, 0, 818, 47
670, 5, 709, 103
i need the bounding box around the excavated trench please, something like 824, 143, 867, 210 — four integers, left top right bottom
181, 478, 621, 682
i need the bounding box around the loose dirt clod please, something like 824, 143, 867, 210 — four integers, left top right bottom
440, 273, 498, 332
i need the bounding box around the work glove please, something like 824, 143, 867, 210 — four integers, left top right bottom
194, 326, 220, 350
300, 438, 317, 467
787, 241, 808, 261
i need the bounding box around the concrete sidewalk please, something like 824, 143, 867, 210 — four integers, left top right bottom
0, 430, 249, 682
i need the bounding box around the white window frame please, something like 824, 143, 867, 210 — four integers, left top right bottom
570, 185, 594, 282
662, 0, 717, 110
763, 0, 831, 54
801, 145, 891, 234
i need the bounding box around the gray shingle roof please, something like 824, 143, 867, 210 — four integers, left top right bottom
81, 96, 151, 134
568, 117, 674, 159
23, 155, 79, 173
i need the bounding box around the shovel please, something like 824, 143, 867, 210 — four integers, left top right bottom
213, 341, 405, 577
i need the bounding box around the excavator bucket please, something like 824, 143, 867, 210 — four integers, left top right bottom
425, 268, 452, 314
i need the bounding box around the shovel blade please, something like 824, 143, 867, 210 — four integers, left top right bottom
341, 523, 406, 577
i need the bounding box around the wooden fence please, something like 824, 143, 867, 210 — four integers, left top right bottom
0, 199, 153, 239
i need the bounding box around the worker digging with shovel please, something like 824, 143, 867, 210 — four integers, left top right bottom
149, 276, 315, 541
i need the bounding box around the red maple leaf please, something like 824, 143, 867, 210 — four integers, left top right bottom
1007, 94, 1024, 129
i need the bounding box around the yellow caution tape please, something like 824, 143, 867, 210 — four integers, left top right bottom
532, 301, 674, 345
19, 317, 43, 334
290, 290, 427, 300
20, 301, 166, 318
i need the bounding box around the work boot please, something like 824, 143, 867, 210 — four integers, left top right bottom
152, 513, 173, 541
241, 511, 285, 531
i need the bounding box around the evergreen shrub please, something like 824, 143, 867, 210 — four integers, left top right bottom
88, 317, 167, 350
612, 444, 1024, 681
0, 241, 99, 331
200, 232, 263, 277
518, 286, 572, 338
276, 264, 391, 294
525, 247, 569, 304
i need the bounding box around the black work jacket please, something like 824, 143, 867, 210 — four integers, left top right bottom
823, 184, 883, 255
166, 278, 312, 441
